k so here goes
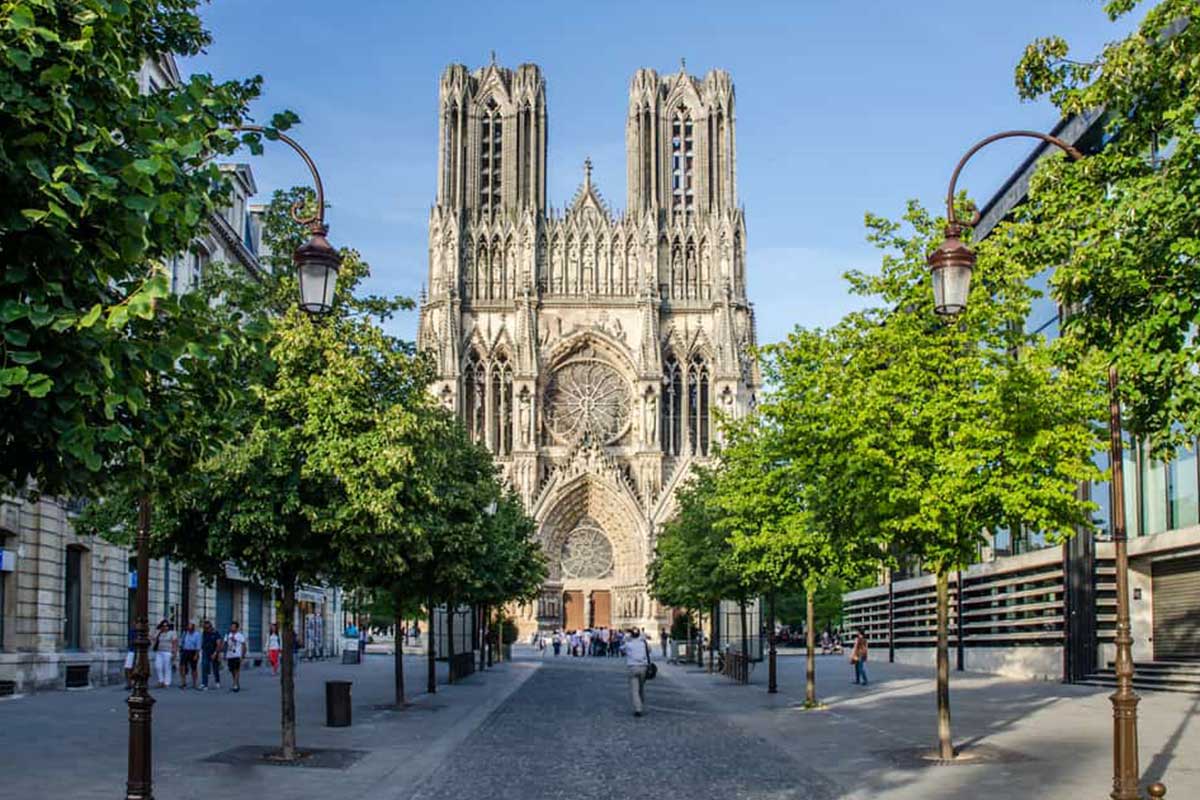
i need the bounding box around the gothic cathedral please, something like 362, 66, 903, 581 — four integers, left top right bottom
417, 60, 759, 637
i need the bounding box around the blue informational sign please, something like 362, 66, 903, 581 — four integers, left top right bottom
0, 549, 14, 572
128, 570, 138, 589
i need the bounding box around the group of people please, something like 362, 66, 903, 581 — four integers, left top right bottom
537, 627, 631, 657
125, 619, 284, 693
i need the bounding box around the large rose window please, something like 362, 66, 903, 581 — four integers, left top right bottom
560, 523, 614, 580
543, 359, 630, 444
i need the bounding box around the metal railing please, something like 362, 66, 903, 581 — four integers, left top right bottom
449, 651, 476, 683
721, 649, 750, 684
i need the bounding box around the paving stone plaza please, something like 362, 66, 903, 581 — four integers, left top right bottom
0, 647, 1194, 799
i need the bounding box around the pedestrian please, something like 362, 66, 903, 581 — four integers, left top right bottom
224, 621, 247, 692
123, 624, 137, 689
659, 627, 668, 658
179, 621, 201, 690
552, 630, 562, 656
851, 629, 869, 685
621, 627, 653, 717
358, 625, 368, 660
152, 620, 176, 688
201, 620, 222, 690
267, 623, 281, 676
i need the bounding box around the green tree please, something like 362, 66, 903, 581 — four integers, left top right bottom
1007, 0, 1200, 452
0, 0, 270, 496
846, 201, 1104, 759
648, 467, 747, 663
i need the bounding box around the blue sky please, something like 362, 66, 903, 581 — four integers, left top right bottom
181, 1, 1140, 346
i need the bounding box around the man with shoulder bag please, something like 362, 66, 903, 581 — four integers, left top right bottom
621, 627, 655, 716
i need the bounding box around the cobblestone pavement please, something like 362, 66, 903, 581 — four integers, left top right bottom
407, 654, 840, 800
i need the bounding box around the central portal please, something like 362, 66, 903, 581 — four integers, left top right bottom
591, 590, 611, 628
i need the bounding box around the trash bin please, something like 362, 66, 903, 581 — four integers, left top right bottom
325, 680, 352, 727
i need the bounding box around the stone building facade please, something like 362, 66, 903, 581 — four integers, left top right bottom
417, 60, 760, 637
0, 55, 342, 694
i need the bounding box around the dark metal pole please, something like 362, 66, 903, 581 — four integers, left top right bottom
956, 569, 965, 672
887, 572, 895, 664
767, 592, 778, 694
1107, 366, 1141, 800
125, 495, 154, 800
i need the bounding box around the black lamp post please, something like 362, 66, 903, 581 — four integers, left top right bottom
927, 130, 1165, 800
125, 126, 339, 800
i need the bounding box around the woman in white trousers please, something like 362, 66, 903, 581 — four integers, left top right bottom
152, 621, 176, 688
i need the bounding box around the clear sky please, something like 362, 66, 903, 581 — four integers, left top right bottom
181, 0, 1140, 346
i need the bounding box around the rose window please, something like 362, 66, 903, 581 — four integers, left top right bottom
560, 523, 614, 580
543, 359, 630, 444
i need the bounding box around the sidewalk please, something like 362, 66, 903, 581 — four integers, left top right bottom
0, 653, 537, 800
665, 652, 1198, 799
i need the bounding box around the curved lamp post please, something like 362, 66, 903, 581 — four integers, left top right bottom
125, 126, 339, 800
928, 131, 1165, 800
235, 125, 342, 315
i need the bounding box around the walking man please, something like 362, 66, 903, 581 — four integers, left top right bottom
179, 621, 201, 689
201, 620, 222, 690
659, 627, 668, 658
225, 621, 247, 692
621, 627, 652, 717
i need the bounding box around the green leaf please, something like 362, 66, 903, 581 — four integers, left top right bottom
0, 366, 29, 386
78, 304, 103, 329
24, 373, 53, 398
4, 328, 30, 346
122, 195, 155, 212
8, 6, 34, 30
9, 350, 41, 365
132, 157, 160, 175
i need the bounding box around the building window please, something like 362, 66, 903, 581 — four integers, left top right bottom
662, 355, 682, 456
479, 99, 502, 214
1141, 445, 1169, 536
688, 355, 710, 456
464, 351, 486, 444
671, 108, 694, 215
490, 354, 513, 455
1167, 440, 1199, 530
64, 546, 85, 650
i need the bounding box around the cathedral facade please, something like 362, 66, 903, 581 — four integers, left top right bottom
417, 59, 759, 637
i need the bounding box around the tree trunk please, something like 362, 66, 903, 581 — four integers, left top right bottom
392, 587, 405, 706
485, 604, 493, 667
805, 587, 817, 707
768, 593, 778, 694
447, 597, 456, 685
936, 570, 954, 760
700, 604, 710, 671
739, 600, 749, 659
477, 604, 486, 672
426, 592, 437, 694
280, 573, 298, 761
685, 609, 693, 662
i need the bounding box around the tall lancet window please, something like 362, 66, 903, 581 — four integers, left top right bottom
444, 103, 459, 206
688, 355, 711, 456
661, 355, 683, 456
671, 107, 694, 216
491, 354, 513, 455
480, 98, 502, 213
464, 351, 486, 443
520, 102, 532, 207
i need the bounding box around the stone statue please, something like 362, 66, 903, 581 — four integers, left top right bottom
518, 389, 531, 446
645, 392, 657, 444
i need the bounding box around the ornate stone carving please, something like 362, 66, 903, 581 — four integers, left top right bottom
542, 359, 631, 445
560, 522, 614, 580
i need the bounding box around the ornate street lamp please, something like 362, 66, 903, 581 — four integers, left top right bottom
125, 125, 339, 800
236, 125, 342, 316
929, 130, 1166, 800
